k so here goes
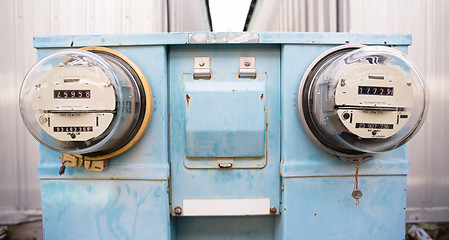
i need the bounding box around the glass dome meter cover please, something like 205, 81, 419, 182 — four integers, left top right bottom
19, 48, 153, 157
298, 45, 428, 161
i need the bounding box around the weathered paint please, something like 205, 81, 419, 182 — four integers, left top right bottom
41, 180, 170, 240
32, 33, 414, 239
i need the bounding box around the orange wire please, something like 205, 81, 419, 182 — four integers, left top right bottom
352, 160, 360, 205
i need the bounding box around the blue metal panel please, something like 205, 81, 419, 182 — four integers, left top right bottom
170, 44, 281, 212
33, 33, 412, 48
175, 216, 275, 240
36, 45, 171, 239
31, 33, 416, 239
185, 73, 266, 158
41, 180, 170, 240
277, 176, 407, 239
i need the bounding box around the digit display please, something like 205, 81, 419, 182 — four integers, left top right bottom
355, 123, 394, 129
358, 86, 393, 96
53, 126, 93, 132
54, 90, 91, 99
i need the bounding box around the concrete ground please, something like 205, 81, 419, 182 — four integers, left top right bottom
1, 221, 449, 239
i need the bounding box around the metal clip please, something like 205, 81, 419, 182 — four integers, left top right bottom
62, 154, 83, 167
239, 57, 256, 78
84, 159, 108, 172
193, 57, 211, 79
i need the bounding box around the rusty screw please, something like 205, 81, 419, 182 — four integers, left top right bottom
244, 61, 251, 67
174, 207, 182, 215
270, 206, 277, 214
199, 61, 205, 67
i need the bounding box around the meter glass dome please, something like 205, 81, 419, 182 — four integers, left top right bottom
299, 46, 428, 160
20, 48, 152, 156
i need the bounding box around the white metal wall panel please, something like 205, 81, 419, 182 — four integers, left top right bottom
0, 0, 210, 213
246, 0, 338, 32
168, 0, 211, 32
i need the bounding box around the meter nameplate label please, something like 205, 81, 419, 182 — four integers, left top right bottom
335, 64, 414, 108
182, 198, 270, 216
337, 109, 409, 138
36, 113, 113, 141
31, 66, 116, 111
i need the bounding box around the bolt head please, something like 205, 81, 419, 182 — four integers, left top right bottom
352, 189, 363, 199
174, 207, 182, 215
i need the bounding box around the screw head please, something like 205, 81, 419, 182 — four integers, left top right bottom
174, 207, 182, 215
270, 206, 277, 214
199, 61, 205, 67
244, 61, 251, 67
39, 116, 48, 124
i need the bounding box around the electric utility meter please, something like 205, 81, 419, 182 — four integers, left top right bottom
298, 45, 428, 162
19, 47, 153, 159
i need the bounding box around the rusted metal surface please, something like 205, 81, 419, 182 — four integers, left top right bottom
185, 94, 190, 108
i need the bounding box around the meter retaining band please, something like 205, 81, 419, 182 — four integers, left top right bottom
80, 46, 153, 161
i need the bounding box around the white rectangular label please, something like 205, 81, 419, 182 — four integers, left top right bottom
182, 198, 270, 216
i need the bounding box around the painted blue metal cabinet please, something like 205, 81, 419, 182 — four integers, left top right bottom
33, 33, 412, 240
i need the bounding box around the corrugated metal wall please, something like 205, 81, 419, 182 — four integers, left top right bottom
0, 0, 210, 213
246, 0, 338, 32
246, 0, 449, 222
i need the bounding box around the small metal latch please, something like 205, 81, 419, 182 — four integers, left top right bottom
239, 57, 256, 78
84, 159, 108, 172
193, 57, 211, 79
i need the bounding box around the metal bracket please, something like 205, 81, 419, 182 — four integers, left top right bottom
239, 57, 256, 78
84, 159, 108, 172
338, 155, 373, 163
62, 154, 83, 167
193, 57, 211, 79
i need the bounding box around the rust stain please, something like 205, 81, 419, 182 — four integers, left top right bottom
186, 94, 190, 108
232, 89, 235, 93
260, 93, 264, 102
314, 213, 317, 216
266, 122, 269, 132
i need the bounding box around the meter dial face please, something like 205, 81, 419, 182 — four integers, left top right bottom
33, 66, 115, 142
20, 48, 152, 157
335, 63, 413, 139
298, 45, 428, 160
